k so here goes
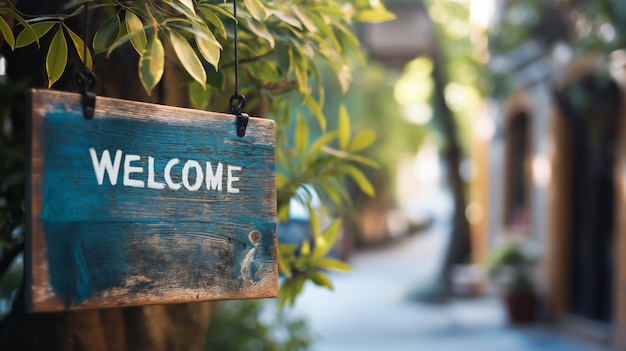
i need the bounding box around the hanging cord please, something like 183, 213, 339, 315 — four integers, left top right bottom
229, 0, 249, 137
75, 2, 96, 119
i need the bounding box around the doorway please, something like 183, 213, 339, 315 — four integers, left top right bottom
559, 74, 621, 323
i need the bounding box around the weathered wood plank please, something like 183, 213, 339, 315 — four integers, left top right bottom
26, 89, 278, 312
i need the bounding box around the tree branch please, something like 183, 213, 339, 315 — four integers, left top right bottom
222, 51, 274, 68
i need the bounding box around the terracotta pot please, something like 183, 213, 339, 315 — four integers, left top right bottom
504, 291, 536, 324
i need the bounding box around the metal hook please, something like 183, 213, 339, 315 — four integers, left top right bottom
229, 93, 248, 137
76, 69, 96, 119
229, 93, 246, 114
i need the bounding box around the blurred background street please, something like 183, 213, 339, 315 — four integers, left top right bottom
292, 188, 613, 351
293, 225, 613, 351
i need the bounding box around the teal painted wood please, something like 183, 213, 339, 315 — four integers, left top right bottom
26, 89, 278, 312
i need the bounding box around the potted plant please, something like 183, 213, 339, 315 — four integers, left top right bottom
487, 243, 537, 324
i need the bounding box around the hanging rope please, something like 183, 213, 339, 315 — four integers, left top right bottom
75, 2, 96, 119
229, 0, 249, 137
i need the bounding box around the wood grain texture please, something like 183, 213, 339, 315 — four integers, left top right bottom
26, 89, 278, 312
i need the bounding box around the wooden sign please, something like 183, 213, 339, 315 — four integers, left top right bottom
26, 89, 277, 312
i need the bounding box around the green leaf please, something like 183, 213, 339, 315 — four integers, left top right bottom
276, 171, 289, 188
46, 27, 68, 87
276, 43, 291, 73
309, 271, 333, 290
349, 130, 376, 152
344, 165, 375, 196
168, 29, 206, 87
295, 112, 308, 154
322, 219, 342, 246
278, 246, 297, 275
199, 7, 227, 38
246, 20, 275, 48
278, 280, 292, 309
189, 81, 211, 109
291, 5, 317, 32
93, 15, 121, 54
334, 21, 362, 50
337, 63, 352, 93
313, 219, 342, 260
5, 9, 36, 46
0, 17, 14, 50
278, 256, 292, 278
198, 4, 235, 21
346, 154, 380, 169
279, 275, 305, 308
178, 0, 196, 13
338, 105, 351, 150
195, 27, 221, 69
248, 60, 281, 83
292, 50, 309, 93
303, 95, 326, 131
318, 257, 352, 272
64, 25, 93, 69
307, 204, 321, 239
269, 9, 302, 29
310, 5, 347, 17
139, 33, 165, 94
310, 64, 325, 105
167, 1, 203, 24
335, 22, 366, 65
320, 181, 342, 205
16, 21, 54, 48
295, 238, 313, 269
125, 11, 147, 54
243, 0, 267, 21
310, 13, 341, 52
293, 275, 306, 298
300, 240, 311, 257
277, 203, 290, 222
355, 8, 397, 23
278, 243, 298, 259
307, 131, 338, 157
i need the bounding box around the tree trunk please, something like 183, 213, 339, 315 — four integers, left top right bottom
427, 14, 472, 297
0, 1, 215, 349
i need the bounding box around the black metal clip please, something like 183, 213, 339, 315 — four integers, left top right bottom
76, 69, 96, 119
229, 93, 248, 137
236, 112, 249, 137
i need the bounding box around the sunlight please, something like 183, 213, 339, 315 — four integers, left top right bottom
470, 0, 495, 30
404, 103, 433, 125
393, 57, 434, 107
532, 154, 552, 187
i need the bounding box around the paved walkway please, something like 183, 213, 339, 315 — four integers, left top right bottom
292, 220, 614, 351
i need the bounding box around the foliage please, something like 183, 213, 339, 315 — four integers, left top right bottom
486, 243, 531, 274
423, 0, 485, 152
486, 243, 535, 294
277, 214, 352, 308
317, 61, 430, 218
0, 0, 391, 96
274, 97, 380, 306
487, 0, 626, 99
0, 0, 395, 310
488, 0, 552, 54
204, 299, 311, 351
0, 77, 25, 253
576, 0, 626, 53
0, 255, 21, 318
